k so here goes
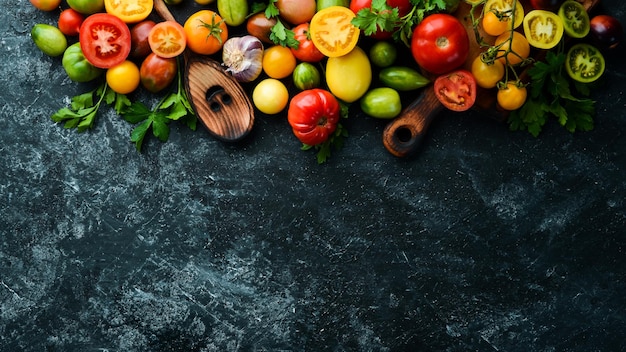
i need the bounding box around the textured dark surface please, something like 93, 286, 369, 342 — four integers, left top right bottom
1, 1, 625, 351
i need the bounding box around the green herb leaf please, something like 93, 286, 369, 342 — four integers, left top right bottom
270, 21, 299, 48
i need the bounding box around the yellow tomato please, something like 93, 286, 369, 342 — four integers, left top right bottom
252, 79, 289, 115
326, 46, 371, 103
309, 6, 360, 57
482, 10, 510, 37
195, 0, 215, 4
484, 0, 524, 30
495, 31, 530, 65
106, 60, 140, 94
104, 0, 153, 23
497, 81, 527, 110
262, 45, 297, 79
471, 56, 505, 88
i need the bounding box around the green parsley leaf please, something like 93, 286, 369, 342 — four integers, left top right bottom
269, 21, 299, 48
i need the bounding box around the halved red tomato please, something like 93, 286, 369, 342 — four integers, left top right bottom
434, 69, 477, 112
309, 6, 360, 57
104, 0, 153, 24
148, 20, 186, 58
79, 13, 132, 69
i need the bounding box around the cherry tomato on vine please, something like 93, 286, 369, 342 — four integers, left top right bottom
482, 10, 510, 37
565, 43, 605, 83
495, 31, 530, 65
558, 0, 590, 39
411, 13, 469, 75
58, 9, 84, 36
471, 56, 504, 89
79, 13, 132, 69
309, 6, 360, 57
104, 0, 153, 24
434, 70, 477, 112
184, 10, 228, 55
497, 81, 527, 110
291, 23, 325, 63
523, 10, 564, 49
288, 88, 341, 146
149, 20, 186, 58
484, 0, 524, 30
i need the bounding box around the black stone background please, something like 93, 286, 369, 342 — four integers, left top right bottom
1, 0, 625, 351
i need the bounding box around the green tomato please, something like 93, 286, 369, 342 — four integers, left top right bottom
326, 46, 372, 103
31, 24, 67, 57
360, 87, 402, 119
217, 0, 249, 27
317, 0, 349, 11
379, 66, 430, 91
369, 41, 397, 68
293, 62, 321, 91
62, 42, 104, 82
66, 0, 104, 14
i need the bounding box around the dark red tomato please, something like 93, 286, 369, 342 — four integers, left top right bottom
433, 69, 476, 112
58, 8, 84, 36
349, 0, 411, 39
291, 23, 325, 63
411, 13, 469, 75
79, 13, 131, 69
140, 52, 177, 93
130, 20, 156, 59
590, 15, 623, 50
529, 0, 563, 11
287, 88, 341, 146
246, 13, 277, 44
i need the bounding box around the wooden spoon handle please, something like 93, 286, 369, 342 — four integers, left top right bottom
382, 87, 443, 158
153, 0, 176, 22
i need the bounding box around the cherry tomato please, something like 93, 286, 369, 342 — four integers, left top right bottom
262, 45, 297, 79
58, 9, 84, 37
590, 15, 623, 50
276, 0, 316, 25
30, 0, 61, 11
369, 41, 397, 68
67, 0, 105, 15
149, 20, 186, 58
252, 79, 289, 115
411, 13, 469, 75
106, 60, 140, 94
309, 6, 360, 57
484, 0, 524, 30
558, 0, 590, 39
433, 69, 477, 112
129, 20, 156, 59
184, 10, 228, 55
497, 81, 527, 110
79, 13, 132, 69
291, 23, 325, 63
482, 10, 510, 37
104, 0, 153, 24
523, 10, 564, 49
529, 0, 563, 11
471, 56, 504, 89
246, 13, 277, 44
287, 89, 341, 146
565, 43, 605, 83
495, 31, 530, 65
140, 52, 177, 93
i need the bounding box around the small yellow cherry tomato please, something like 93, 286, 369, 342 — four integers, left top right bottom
497, 81, 527, 110
252, 79, 289, 115
262, 45, 297, 79
106, 60, 140, 94
471, 56, 505, 89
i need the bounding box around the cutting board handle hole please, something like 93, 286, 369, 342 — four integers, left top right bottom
395, 127, 414, 143
205, 86, 232, 112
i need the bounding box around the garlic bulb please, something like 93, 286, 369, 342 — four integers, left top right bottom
222, 35, 264, 83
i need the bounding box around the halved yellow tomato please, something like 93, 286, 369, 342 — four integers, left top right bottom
309, 6, 360, 58
104, 0, 153, 24
523, 10, 564, 49
484, 0, 524, 30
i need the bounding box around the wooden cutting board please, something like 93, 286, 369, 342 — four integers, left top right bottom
382, 0, 599, 158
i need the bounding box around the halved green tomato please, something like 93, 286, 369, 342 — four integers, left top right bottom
565, 43, 605, 83
558, 0, 590, 38
485, 0, 525, 30
523, 10, 564, 49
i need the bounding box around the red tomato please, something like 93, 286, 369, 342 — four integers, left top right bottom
433, 69, 476, 112
291, 23, 325, 63
58, 9, 84, 36
79, 13, 131, 69
287, 89, 341, 146
349, 0, 411, 39
129, 20, 156, 59
140, 52, 177, 93
246, 13, 277, 44
411, 13, 469, 75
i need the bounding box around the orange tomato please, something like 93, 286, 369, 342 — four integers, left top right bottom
184, 10, 228, 55
262, 45, 297, 79
309, 6, 360, 57
482, 10, 510, 37
495, 31, 530, 65
30, 0, 61, 11
148, 20, 187, 58
104, 0, 153, 24
497, 81, 527, 110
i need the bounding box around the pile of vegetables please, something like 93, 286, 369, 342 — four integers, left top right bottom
29, 0, 623, 162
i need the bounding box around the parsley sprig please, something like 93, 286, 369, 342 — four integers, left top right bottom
251, 1, 299, 48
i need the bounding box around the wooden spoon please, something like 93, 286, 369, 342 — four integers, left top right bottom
153, 0, 254, 142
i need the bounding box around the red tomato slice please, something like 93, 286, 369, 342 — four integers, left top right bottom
79, 13, 131, 69
433, 70, 477, 112
148, 20, 186, 58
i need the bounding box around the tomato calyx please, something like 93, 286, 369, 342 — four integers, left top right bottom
196, 13, 226, 46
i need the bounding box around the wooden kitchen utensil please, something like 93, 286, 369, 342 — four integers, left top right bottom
382, 0, 598, 158
153, 0, 254, 142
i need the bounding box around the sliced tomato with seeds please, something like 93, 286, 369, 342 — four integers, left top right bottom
104, 0, 153, 24
79, 13, 132, 69
434, 70, 477, 112
148, 20, 186, 58
523, 10, 564, 49
309, 6, 360, 57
